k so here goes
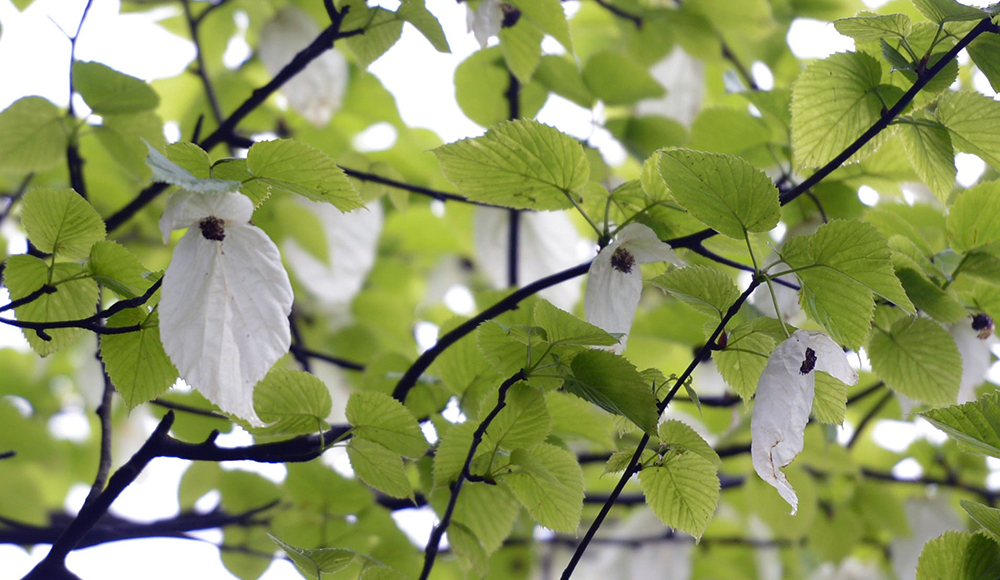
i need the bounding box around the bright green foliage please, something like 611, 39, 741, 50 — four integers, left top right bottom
657, 420, 721, 466
534, 55, 593, 108
341, 3, 404, 68
20, 188, 105, 259
912, 0, 986, 23
505, 0, 572, 53
922, 392, 1000, 457
869, 316, 960, 406
87, 241, 153, 299
246, 139, 363, 210
446, 482, 520, 554
447, 522, 488, 576
967, 33, 1000, 93
483, 384, 551, 451
532, 299, 617, 347
545, 391, 615, 449
433, 119, 589, 210
653, 265, 740, 321
780, 219, 914, 350
936, 91, 1000, 170
834, 13, 912, 42
433, 421, 478, 486
563, 350, 659, 436
658, 149, 780, 239
270, 535, 360, 579
346, 438, 413, 499
639, 449, 720, 540
895, 268, 967, 323
72, 61, 159, 114
252, 369, 332, 436
898, 118, 956, 204
962, 500, 1000, 543
499, 443, 583, 533
346, 390, 428, 458
812, 371, 849, 424
396, 0, 449, 54
0, 96, 67, 172
499, 19, 542, 84
714, 319, 777, 400
476, 321, 536, 376
100, 310, 177, 410
361, 566, 409, 580
5, 255, 99, 356
582, 51, 664, 106
791, 51, 885, 168
915, 531, 1000, 580
146, 143, 239, 194
947, 181, 1000, 254
454, 47, 547, 127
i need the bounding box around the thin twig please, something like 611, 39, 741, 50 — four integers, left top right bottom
65, 0, 94, 200
149, 398, 229, 420
82, 364, 115, 509
182, 0, 226, 129
593, 0, 642, 28
688, 244, 800, 290
289, 344, 366, 372
847, 391, 893, 449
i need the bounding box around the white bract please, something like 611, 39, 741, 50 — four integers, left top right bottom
636, 46, 706, 127
950, 315, 998, 403
751, 330, 858, 514
259, 6, 349, 127
584, 223, 684, 353
159, 190, 294, 426
466, 0, 502, 48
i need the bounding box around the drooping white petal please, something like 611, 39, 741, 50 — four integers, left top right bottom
474, 207, 586, 310
584, 240, 642, 353
636, 46, 705, 128
159, 220, 293, 426
259, 7, 349, 127
615, 223, 685, 266
805, 330, 859, 386
159, 190, 254, 243
284, 200, 382, 309
467, 0, 502, 48
950, 318, 998, 403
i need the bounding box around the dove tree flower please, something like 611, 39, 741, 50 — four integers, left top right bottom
751, 329, 858, 514
159, 189, 294, 426
584, 223, 684, 353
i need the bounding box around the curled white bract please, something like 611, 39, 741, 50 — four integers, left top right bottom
159, 190, 294, 426
466, 0, 502, 48
584, 223, 684, 353
751, 330, 857, 514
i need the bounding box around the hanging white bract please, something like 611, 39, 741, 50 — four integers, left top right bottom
751, 330, 857, 514
159, 190, 294, 426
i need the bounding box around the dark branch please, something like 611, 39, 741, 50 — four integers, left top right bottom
288, 344, 366, 372
847, 391, 893, 449
182, 0, 225, 129
340, 166, 496, 206
688, 244, 800, 290
82, 367, 114, 508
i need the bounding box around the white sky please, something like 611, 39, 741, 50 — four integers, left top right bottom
1, 0, 1000, 579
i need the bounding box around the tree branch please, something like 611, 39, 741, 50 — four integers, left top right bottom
65, 0, 94, 201
82, 366, 114, 508
182, 0, 225, 129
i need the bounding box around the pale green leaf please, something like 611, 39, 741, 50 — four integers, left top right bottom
688, 108, 771, 155
448, 481, 520, 554
145, 142, 240, 194
448, 521, 489, 577
869, 316, 960, 406
898, 118, 956, 204
896, 268, 967, 323
912, 0, 987, 23
916, 531, 1000, 580
791, 51, 886, 168
397, 0, 449, 53
20, 187, 105, 259
506, 0, 573, 53
658, 420, 721, 466
346, 390, 428, 458
604, 450, 638, 475
433, 421, 479, 486
0, 96, 67, 172
347, 438, 414, 499
252, 369, 332, 436
658, 148, 780, 239
812, 371, 849, 424
714, 319, 776, 400
73, 61, 159, 114
500, 18, 543, 84
212, 158, 271, 208
433, 119, 589, 210
500, 443, 584, 533
967, 33, 1000, 94
936, 90, 1000, 170
639, 451, 720, 540
484, 384, 551, 451
361, 566, 409, 580
246, 139, 363, 210
477, 321, 532, 376
922, 392, 1000, 457
834, 13, 912, 42
533, 299, 617, 347
100, 309, 177, 410
653, 265, 741, 320
165, 142, 211, 177
563, 350, 659, 437
582, 51, 664, 107
534, 55, 592, 108
88, 241, 152, 300
947, 181, 1000, 254
454, 47, 547, 127
269, 535, 359, 580
341, 2, 403, 68
545, 391, 615, 449
962, 500, 1000, 543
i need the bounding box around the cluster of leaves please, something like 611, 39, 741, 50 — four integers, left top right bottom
4, 0, 1000, 580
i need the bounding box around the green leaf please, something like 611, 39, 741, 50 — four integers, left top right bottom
341, 2, 403, 68
639, 450, 720, 540
500, 18, 543, 84
346, 390, 428, 458
714, 318, 776, 399
506, 0, 573, 53
947, 181, 1000, 254
962, 500, 1000, 543
688, 108, 771, 155
652, 265, 741, 320
936, 90, 1000, 171
447, 521, 489, 576
165, 142, 212, 177
658, 420, 721, 466
896, 268, 967, 323
912, 0, 986, 23
922, 392, 1000, 457
833, 13, 912, 42
582, 51, 665, 106
0, 96, 67, 173
433, 421, 479, 486
500, 443, 584, 533
145, 142, 240, 194
433, 119, 589, 210
396, 0, 449, 53
813, 371, 849, 424
212, 158, 271, 207
534, 55, 592, 108
563, 350, 659, 437
448, 481, 520, 554
246, 139, 363, 211
269, 535, 359, 580
252, 369, 332, 436
869, 316, 960, 406
361, 566, 409, 580
791, 51, 886, 168
967, 33, 1000, 94
484, 384, 551, 451
88, 242, 152, 301
20, 188, 105, 259
73, 61, 159, 114
100, 309, 177, 410
347, 438, 414, 499
898, 118, 956, 204
916, 531, 1000, 580
545, 391, 615, 449
781, 219, 915, 350
477, 321, 532, 377
5, 255, 99, 356
533, 299, 617, 347
658, 148, 780, 239
454, 47, 547, 127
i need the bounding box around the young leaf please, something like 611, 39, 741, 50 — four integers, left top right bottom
546, 391, 616, 449
73, 61, 159, 114
252, 369, 331, 436
658, 148, 780, 239
714, 319, 776, 400
246, 139, 363, 211
582, 51, 665, 106
653, 265, 741, 321
0, 96, 68, 172
346, 390, 428, 458
433, 119, 589, 210
961, 500, 1000, 543
898, 118, 956, 204
833, 13, 912, 42
936, 90, 1000, 170
269, 535, 359, 580
500, 443, 584, 533
100, 310, 178, 410
448, 521, 489, 576
639, 450, 720, 540
397, 0, 450, 53
921, 392, 1000, 457
499, 19, 542, 84
563, 350, 659, 437
340, 2, 404, 68
658, 420, 721, 466
505, 0, 572, 53
915, 531, 1000, 580
967, 33, 1000, 93
20, 188, 105, 259
532, 299, 617, 347
535, 55, 593, 108
483, 384, 552, 451
433, 421, 480, 486
869, 316, 961, 406
145, 143, 240, 194
947, 181, 1000, 254
791, 51, 886, 168
912, 0, 986, 23
347, 438, 414, 499
447, 482, 520, 554
88, 241, 152, 299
